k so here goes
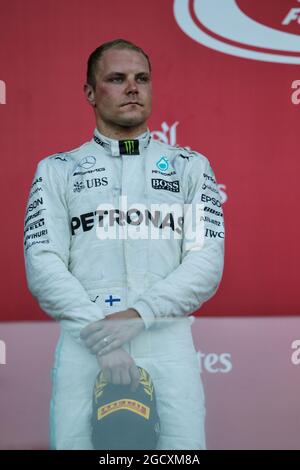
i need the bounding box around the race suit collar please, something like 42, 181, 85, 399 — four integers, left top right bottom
93, 128, 151, 156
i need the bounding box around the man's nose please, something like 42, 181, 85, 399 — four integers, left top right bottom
125, 79, 138, 94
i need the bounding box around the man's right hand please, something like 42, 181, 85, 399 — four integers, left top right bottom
97, 347, 140, 391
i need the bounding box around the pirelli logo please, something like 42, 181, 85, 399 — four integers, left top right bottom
97, 399, 150, 420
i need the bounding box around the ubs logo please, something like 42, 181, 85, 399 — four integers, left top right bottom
174, 0, 300, 64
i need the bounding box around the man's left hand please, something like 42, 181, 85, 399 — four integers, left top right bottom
80, 309, 145, 356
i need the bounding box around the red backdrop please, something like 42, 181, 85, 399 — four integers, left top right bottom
1, 0, 299, 321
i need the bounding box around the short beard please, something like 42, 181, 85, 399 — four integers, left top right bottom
105, 113, 148, 129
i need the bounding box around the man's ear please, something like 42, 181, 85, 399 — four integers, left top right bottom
84, 83, 96, 108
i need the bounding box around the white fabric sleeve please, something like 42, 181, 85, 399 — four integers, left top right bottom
132, 155, 225, 329
24, 158, 105, 339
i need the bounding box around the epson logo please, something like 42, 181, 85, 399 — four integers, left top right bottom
0, 340, 6, 365
0, 80, 6, 104
201, 194, 221, 207
151, 179, 180, 192
26, 197, 44, 214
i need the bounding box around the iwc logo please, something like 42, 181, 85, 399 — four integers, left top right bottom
174, 0, 300, 64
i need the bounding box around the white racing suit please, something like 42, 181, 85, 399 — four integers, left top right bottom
24, 129, 225, 450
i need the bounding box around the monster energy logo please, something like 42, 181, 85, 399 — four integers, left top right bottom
119, 139, 139, 155
125, 140, 134, 154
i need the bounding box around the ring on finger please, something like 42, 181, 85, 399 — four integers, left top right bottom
103, 335, 113, 345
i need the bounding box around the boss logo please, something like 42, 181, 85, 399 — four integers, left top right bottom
151, 179, 180, 192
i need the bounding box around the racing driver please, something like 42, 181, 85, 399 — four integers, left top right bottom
24, 39, 225, 450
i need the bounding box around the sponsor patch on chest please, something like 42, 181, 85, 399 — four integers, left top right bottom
151, 178, 180, 192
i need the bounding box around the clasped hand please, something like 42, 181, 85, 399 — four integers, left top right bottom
80, 308, 145, 356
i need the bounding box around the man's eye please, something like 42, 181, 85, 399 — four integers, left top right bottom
109, 77, 123, 83
137, 76, 149, 83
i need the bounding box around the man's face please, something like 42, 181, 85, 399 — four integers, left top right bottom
87, 48, 152, 130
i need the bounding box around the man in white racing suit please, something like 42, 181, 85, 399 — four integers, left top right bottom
24, 39, 225, 450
